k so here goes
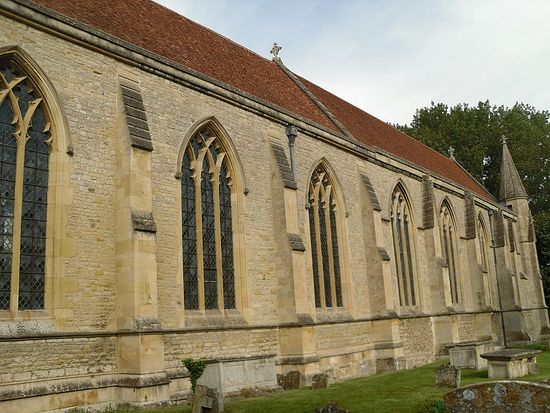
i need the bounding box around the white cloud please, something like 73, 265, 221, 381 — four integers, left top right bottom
155, 0, 550, 124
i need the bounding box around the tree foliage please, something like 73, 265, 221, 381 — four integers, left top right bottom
395, 101, 550, 302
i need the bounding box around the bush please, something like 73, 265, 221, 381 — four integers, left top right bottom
182, 358, 207, 393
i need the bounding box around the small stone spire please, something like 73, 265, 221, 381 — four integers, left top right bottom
499, 137, 528, 202
270, 42, 282, 62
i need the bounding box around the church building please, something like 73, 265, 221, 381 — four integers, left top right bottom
0, 0, 548, 411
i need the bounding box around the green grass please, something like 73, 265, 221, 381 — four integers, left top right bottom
103, 351, 550, 413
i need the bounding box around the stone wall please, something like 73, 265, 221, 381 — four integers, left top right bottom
400, 317, 435, 368
0, 2, 548, 411
164, 329, 280, 370
0, 336, 116, 383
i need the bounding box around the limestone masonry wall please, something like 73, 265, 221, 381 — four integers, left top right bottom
0, 3, 548, 412
0, 337, 116, 383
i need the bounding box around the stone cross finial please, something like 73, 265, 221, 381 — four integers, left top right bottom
270, 42, 282, 61
448, 146, 456, 160
501, 135, 507, 145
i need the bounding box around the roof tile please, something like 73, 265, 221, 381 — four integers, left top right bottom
30, 0, 495, 201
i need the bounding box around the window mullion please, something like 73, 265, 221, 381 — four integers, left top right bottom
212, 164, 224, 310
325, 190, 337, 307
449, 226, 458, 303
10, 133, 26, 312
195, 158, 205, 312
396, 207, 408, 306
313, 191, 326, 308
400, 205, 412, 306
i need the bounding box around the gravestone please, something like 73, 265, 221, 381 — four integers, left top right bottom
313, 402, 349, 413
311, 373, 328, 389
435, 363, 461, 388
279, 370, 301, 390
191, 385, 224, 413
444, 381, 550, 413
480, 349, 541, 379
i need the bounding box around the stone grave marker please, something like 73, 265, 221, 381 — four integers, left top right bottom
314, 401, 349, 413
435, 363, 461, 388
311, 373, 328, 389
191, 385, 224, 413
279, 370, 301, 390
444, 381, 550, 413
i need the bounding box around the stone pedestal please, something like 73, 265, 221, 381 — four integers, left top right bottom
197, 356, 279, 396
481, 349, 541, 379
446, 339, 494, 369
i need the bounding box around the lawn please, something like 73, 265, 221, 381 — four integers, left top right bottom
106, 350, 550, 413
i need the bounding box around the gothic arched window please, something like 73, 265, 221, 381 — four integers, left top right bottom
477, 215, 489, 270
0, 58, 50, 311
391, 184, 417, 307
440, 201, 459, 304
180, 125, 235, 311
308, 164, 343, 308
477, 214, 493, 307
507, 220, 516, 253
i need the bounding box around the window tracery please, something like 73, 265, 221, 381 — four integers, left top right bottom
308, 164, 343, 308
180, 126, 235, 311
391, 185, 417, 307
0, 58, 50, 311
477, 215, 489, 270
440, 201, 459, 304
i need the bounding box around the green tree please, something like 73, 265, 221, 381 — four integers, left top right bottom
396, 101, 550, 303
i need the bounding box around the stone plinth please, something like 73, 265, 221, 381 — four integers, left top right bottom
197, 356, 279, 396
446, 339, 494, 369
480, 349, 541, 379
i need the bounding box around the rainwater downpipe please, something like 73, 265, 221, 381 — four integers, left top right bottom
489, 209, 508, 348
286, 124, 297, 178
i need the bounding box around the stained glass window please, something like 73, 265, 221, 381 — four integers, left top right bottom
308, 165, 344, 308
201, 157, 217, 310
318, 200, 331, 307
220, 163, 235, 309
391, 185, 417, 307
477, 215, 493, 307
182, 151, 198, 310
440, 201, 459, 304
329, 198, 343, 307
477, 216, 489, 269
0, 98, 16, 310
309, 205, 321, 308
180, 126, 236, 311
0, 59, 50, 311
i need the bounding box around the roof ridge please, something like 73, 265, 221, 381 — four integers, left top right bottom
23, 0, 496, 202
449, 154, 492, 198
297, 74, 493, 196
274, 59, 355, 141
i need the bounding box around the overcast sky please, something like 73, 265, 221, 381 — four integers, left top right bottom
156, 0, 550, 125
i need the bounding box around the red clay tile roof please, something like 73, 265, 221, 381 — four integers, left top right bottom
30, 0, 338, 132
30, 0, 493, 200
298, 76, 493, 199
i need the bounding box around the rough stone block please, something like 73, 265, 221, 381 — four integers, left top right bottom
314, 402, 349, 413
311, 373, 328, 389
435, 363, 461, 388
481, 349, 541, 379
191, 385, 223, 413
444, 381, 550, 413
280, 370, 301, 390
